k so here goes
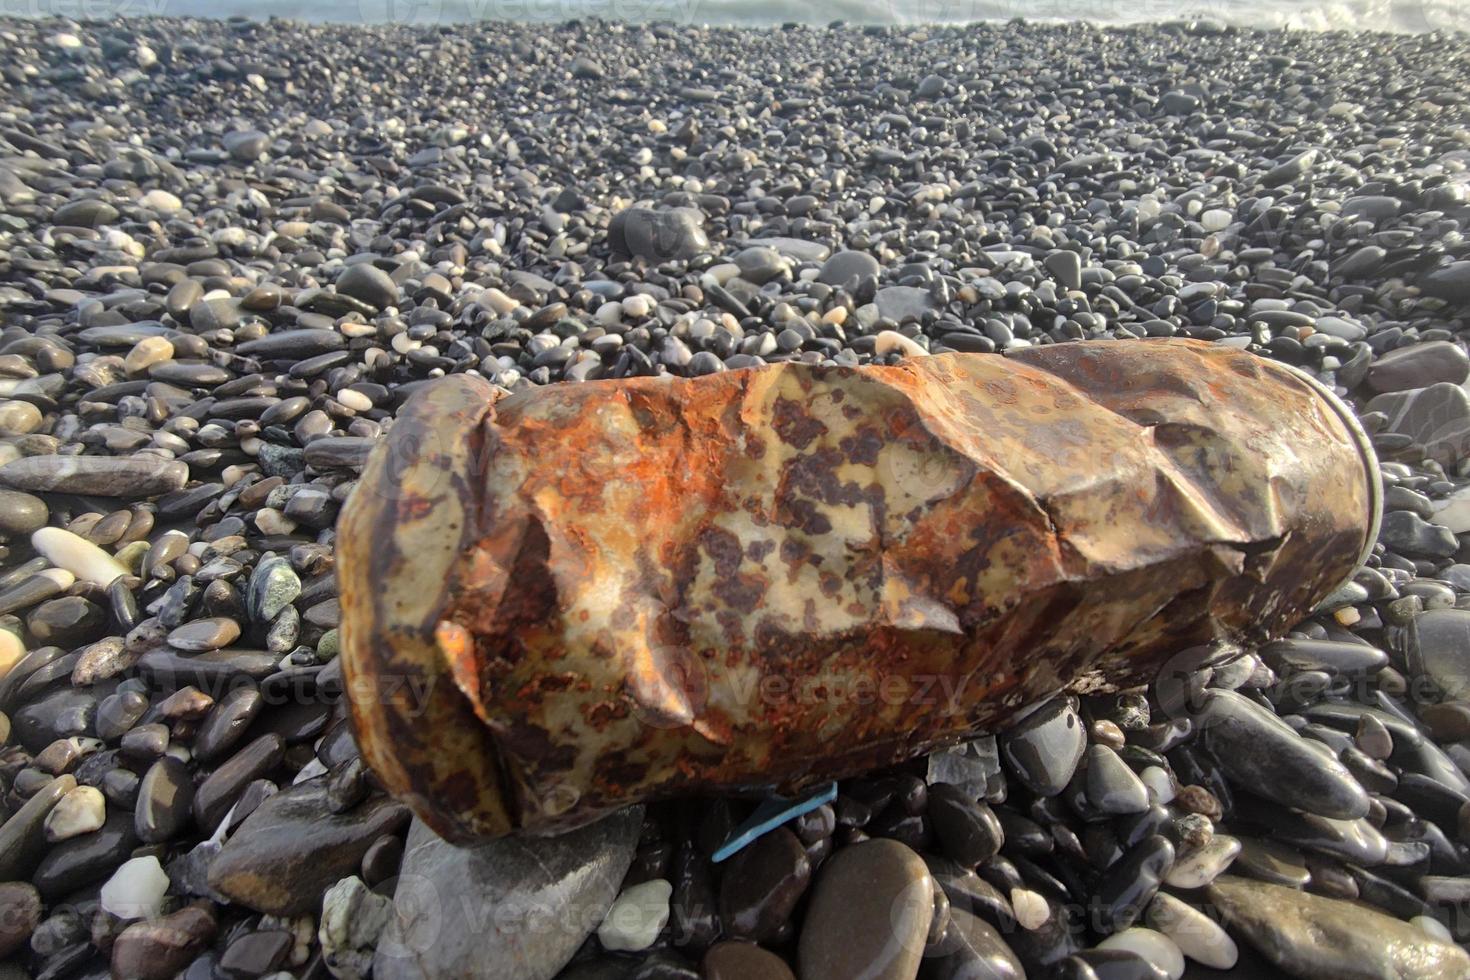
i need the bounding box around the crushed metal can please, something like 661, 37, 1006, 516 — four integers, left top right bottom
338, 338, 1381, 841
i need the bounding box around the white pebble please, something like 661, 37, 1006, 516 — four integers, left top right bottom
1099, 927, 1185, 980
0, 629, 23, 679
478, 287, 518, 315
1146, 893, 1237, 969
45, 785, 106, 842
51, 32, 82, 49
1434, 488, 1470, 533
1141, 766, 1175, 805
100, 855, 170, 920
140, 189, 180, 212
255, 508, 297, 536
1010, 887, 1049, 930
31, 527, 127, 587
319, 876, 393, 980
1200, 209, 1232, 232
595, 301, 624, 325
0, 400, 42, 436
621, 295, 654, 318
124, 336, 174, 374
337, 389, 373, 413
874, 330, 929, 359
1413, 915, 1453, 943
597, 878, 671, 952
1165, 835, 1241, 889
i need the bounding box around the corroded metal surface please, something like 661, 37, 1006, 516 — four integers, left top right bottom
339, 339, 1380, 841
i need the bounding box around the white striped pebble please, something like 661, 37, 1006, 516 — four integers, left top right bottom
31, 527, 127, 586
1146, 893, 1238, 969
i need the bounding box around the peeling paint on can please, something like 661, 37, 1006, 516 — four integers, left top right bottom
338, 339, 1380, 841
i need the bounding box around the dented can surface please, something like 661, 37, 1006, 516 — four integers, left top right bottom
338, 339, 1381, 841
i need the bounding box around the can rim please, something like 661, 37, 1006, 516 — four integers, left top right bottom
1281, 362, 1383, 574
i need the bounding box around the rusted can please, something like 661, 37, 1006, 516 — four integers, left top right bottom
338, 338, 1380, 842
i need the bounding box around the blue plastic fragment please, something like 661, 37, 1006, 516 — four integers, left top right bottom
711, 781, 838, 863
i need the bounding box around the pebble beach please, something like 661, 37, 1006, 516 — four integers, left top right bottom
2, 12, 1470, 980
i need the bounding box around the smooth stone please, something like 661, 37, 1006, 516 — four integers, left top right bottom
611, 207, 708, 262
874, 286, 936, 323
1368, 342, 1470, 393
43, 784, 105, 842
220, 930, 291, 977
1380, 511, 1458, 558
598, 878, 672, 952
0, 774, 76, 879
373, 806, 643, 980
1234, 837, 1311, 887
303, 436, 376, 469
337, 263, 399, 311
33, 812, 138, 901
1422, 262, 1470, 304
136, 755, 194, 843
210, 778, 409, 914
100, 854, 170, 920
194, 733, 285, 830
1144, 893, 1236, 969
1092, 835, 1174, 933
0, 569, 71, 618
925, 908, 1024, 980
703, 941, 796, 980
1000, 699, 1086, 796
1408, 608, 1470, 699
223, 128, 270, 160
1258, 638, 1387, 675
137, 647, 280, 688
1262, 148, 1319, 187
798, 839, 933, 980
1085, 745, 1151, 814
0, 405, 39, 438
0, 882, 40, 958
817, 250, 880, 286
747, 238, 829, 263
28, 594, 105, 646
734, 247, 785, 285
1197, 691, 1369, 820
1207, 875, 1470, 979
719, 827, 811, 943
193, 686, 265, 763
1365, 383, 1470, 466
167, 616, 241, 652
0, 489, 47, 536
1269, 812, 1389, 867
927, 782, 1004, 867
0, 454, 188, 497
1096, 929, 1184, 980
31, 526, 126, 586
110, 906, 216, 980
12, 687, 95, 752
1044, 250, 1083, 290
1164, 835, 1240, 889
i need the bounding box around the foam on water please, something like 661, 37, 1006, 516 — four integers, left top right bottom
6, 0, 1465, 31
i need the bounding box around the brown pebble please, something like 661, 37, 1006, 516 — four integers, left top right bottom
1090, 719, 1126, 750
1174, 785, 1223, 821
704, 940, 796, 980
